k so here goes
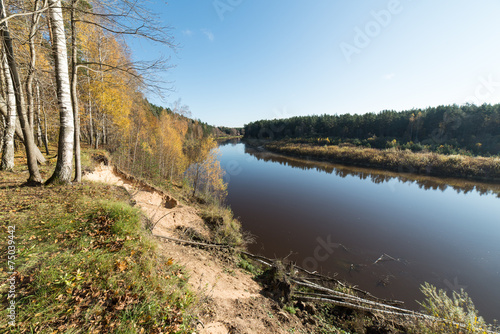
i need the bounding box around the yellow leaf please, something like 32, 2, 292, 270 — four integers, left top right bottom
116, 259, 128, 272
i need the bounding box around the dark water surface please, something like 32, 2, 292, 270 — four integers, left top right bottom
218, 141, 500, 322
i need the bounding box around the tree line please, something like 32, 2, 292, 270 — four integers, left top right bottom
244, 104, 500, 156
0, 0, 173, 184
0, 0, 227, 197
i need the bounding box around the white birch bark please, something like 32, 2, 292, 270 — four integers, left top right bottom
0, 0, 43, 183
46, 0, 74, 184
0, 54, 15, 170
0, 94, 46, 162
71, 0, 81, 182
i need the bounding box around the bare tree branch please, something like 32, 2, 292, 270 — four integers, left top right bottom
0, 3, 52, 25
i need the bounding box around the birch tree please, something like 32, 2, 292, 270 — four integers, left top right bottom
25, 0, 45, 138
0, 53, 15, 170
0, 94, 47, 163
0, 0, 43, 183
71, 0, 81, 182
45, 0, 74, 184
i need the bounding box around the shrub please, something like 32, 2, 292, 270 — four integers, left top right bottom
417, 282, 490, 333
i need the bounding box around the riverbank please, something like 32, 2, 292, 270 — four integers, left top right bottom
0, 149, 312, 333
0, 153, 196, 332
255, 139, 500, 182
3, 147, 498, 333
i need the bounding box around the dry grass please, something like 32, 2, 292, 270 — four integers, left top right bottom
266, 141, 500, 181
0, 150, 197, 333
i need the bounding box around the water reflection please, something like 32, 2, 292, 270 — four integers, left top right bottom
244, 146, 500, 197
218, 142, 500, 322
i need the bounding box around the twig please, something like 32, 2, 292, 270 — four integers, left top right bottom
295, 296, 497, 334
291, 280, 411, 315
152, 233, 232, 248
150, 211, 174, 231
240, 251, 274, 266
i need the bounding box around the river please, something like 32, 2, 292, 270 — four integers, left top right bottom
217, 140, 500, 322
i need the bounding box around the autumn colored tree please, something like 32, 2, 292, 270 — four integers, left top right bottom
184, 137, 222, 197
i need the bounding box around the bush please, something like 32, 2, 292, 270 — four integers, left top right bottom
417, 282, 490, 333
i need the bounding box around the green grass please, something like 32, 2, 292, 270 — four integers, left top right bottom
198, 202, 243, 246
0, 168, 196, 333
411, 283, 491, 334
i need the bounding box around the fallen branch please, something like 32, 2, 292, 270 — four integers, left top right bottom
291, 279, 412, 315
240, 251, 275, 266
292, 264, 402, 305
295, 296, 498, 334
153, 233, 231, 248
373, 253, 407, 265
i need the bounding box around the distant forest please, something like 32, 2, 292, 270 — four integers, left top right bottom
149, 102, 243, 139
244, 104, 500, 156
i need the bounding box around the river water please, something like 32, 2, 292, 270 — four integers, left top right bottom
218, 141, 500, 322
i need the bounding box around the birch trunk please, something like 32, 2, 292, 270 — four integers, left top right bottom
46, 0, 74, 184
71, 0, 81, 182
42, 108, 49, 154
0, 0, 43, 183
35, 81, 48, 153
88, 76, 93, 147
0, 54, 15, 170
0, 95, 46, 162
26, 0, 42, 134
34, 83, 42, 147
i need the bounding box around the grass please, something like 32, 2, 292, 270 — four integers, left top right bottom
0, 152, 197, 333
198, 201, 243, 246
412, 283, 492, 334
264, 139, 500, 181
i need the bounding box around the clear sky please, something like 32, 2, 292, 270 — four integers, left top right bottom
130, 0, 500, 127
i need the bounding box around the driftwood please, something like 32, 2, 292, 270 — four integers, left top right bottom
103, 164, 498, 333
152, 232, 499, 333
153, 231, 405, 306
373, 253, 408, 265
153, 233, 232, 248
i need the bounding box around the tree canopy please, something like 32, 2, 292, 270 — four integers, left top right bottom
244, 104, 500, 156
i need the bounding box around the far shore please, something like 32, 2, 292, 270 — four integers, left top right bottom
243, 138, 500, 183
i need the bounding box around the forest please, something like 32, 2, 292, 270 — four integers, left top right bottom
244, 104, 500, 156
0, 0, 233, 197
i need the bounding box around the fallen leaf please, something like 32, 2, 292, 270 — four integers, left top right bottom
116, 260, 128, 272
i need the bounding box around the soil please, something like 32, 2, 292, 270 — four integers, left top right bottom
84, 164, 311, 334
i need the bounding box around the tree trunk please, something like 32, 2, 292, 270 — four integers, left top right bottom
26, 0, 42, 134
34, 83, 42, 146
46, 0, 74, 185
102, 114, 106, 145
0, 54, 15, 171
192, 164, 200, 197
0, 115, 4, 151
0, 96, 46, 161
71, 0, 81, 182
41, 108, 49, 154
35, 81, 47, 151
88, 76, 93, 147
0, 0, 43, 183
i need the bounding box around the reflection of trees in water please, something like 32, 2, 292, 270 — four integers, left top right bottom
245, 146, 500, 198
217, 138, 240, 146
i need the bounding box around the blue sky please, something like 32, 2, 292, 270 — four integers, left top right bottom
130, 0, 500, 127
